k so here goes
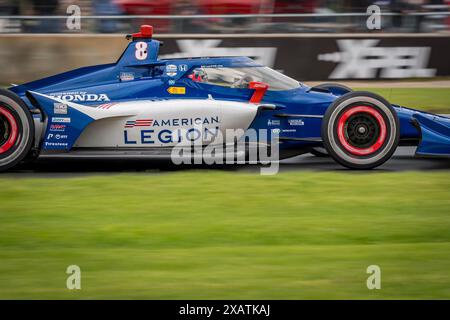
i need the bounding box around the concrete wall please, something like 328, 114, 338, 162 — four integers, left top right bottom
0, 35, 127, 84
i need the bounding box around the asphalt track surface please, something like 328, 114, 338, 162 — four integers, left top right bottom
1, 147, 449, 178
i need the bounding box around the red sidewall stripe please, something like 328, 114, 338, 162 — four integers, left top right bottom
337, 105, 387, 156
0, 106, 19, 154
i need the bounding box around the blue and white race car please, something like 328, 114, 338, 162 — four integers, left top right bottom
1, 25, 450, 171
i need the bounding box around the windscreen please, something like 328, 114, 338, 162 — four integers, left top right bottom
188, 66, 301, 91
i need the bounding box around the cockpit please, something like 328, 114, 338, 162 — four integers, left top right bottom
187, 66, 301, 91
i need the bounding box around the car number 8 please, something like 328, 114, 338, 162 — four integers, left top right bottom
135, 42, 148, 60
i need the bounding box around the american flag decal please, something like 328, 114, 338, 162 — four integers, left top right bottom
124, 119, 153, 128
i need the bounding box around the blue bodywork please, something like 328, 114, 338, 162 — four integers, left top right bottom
7, 32, 450, 157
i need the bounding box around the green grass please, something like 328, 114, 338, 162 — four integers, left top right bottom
1, 171, 450, 299
361, 88, 450, 113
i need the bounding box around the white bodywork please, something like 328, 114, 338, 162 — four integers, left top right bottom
75, 99, 258, 147
31, 92, 260, 148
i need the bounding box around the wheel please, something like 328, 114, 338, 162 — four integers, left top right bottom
0, 89, 34, 171
321, 91, 400, 170
314, 83, 353, 96
310, 147, 329, 157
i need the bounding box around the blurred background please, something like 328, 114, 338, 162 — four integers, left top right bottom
0, 0, 449, 34
0, 0, 449, 86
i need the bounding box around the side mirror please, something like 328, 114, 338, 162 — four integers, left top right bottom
248, 81, 269, 104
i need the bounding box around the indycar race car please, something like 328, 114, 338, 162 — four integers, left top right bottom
1, 25, 450, 171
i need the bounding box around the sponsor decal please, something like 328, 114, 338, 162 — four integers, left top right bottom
178, 64, 188, 72
167, 87, 186, 95
125, 119, 154, 128
52, 117, 71, 123
267, 119, 280, 126
165, 64, 178, 77
120, 72, 135, 81
49, 91, 110, 102
54, 103, 68, 115
45, 142, 69, 147
318, 39, 436, 79
124, 127, 220, 145
123, 116, 221, 145
55, 134, 68, 140
201, 64, 223, 69
288, 119, 304, 126
47, 133, 68, 140
50, 124, 66, 132
168, 79, 176, 85
124, 116, 219, 128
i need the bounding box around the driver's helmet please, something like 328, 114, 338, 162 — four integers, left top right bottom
188, 68, 208, 82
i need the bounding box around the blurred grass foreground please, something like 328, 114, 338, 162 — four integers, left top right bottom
361, 88, 450, 114
0, 171, 450, 299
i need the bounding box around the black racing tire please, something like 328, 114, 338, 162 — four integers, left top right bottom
314, 83, 353, 95
321, 91, 400, 170
310, 147, 329, 157
0, 88, 34, 172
